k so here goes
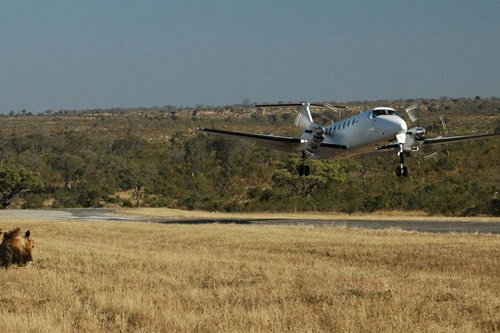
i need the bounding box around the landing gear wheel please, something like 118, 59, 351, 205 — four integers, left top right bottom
298, 164, 310, 176
401, 166, 408, 177
396, 166, 408, 177
396, 166, 402, 177
304, 165, 310, 176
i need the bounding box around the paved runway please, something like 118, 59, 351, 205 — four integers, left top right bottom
0, 208, 499, 234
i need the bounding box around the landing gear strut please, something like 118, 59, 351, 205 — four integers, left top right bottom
297, 151, 310, 176
396, 144, 408, 177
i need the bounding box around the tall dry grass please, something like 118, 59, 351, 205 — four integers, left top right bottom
1, 218, 499, 332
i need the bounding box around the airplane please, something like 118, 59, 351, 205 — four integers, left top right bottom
197, 102, 499, 177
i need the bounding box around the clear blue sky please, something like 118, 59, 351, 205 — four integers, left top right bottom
1, 0, 499, 113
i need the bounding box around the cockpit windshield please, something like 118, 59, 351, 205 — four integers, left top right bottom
371, 108, 396, 117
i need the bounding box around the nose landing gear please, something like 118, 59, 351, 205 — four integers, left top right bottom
396, 144, 408, 177
396, 165, 408, 177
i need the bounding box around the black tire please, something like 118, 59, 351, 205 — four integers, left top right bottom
304, 165, 310, 176
396, 166, 402, 177
298, 165, 304, 176
401, 166, 408, 177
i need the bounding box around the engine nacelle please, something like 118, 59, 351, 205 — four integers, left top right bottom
303, 125, 325, 150
402, 126, 426, 152
407, 126, 426, 141
313, 126, 325, 144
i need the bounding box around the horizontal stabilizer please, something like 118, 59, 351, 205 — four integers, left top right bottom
254, 103, 347, 109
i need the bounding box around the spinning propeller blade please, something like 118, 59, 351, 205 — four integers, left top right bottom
405, 105, 420, 124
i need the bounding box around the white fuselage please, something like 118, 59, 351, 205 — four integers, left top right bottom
302, 108, 408, 159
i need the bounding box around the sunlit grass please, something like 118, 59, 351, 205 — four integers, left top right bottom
1, 218, 499, 332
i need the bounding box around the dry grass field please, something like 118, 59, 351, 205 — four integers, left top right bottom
1, 217, 499, 332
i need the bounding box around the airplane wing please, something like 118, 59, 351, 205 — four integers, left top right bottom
376, 132, 499, 150
420, 133, 500, 145
197, 127, 305, 152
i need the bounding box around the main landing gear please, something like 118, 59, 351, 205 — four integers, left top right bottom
298, 164, 310, 176
297, 151, 310, 176
395, 144, 408, 177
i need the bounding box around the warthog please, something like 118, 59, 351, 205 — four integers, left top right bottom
0, 228, 35, 268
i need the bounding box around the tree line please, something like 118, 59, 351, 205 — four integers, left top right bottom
0, 97, 499, 216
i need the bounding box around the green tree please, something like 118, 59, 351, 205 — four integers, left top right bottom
271, 158, 357, 202
0, 165, 43, 208
48, 153, 86, 190
119, 162, 157, 207
183, 134, 209, 177
207, 137, 238, 197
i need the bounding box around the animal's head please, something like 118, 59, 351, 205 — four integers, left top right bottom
0, 228, 34, 268
24, 230, 34, 254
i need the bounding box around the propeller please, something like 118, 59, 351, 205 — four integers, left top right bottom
402, 105, 449, 166
422, 115, 449, 160
294, 110, 315, 131
405, 105, 420, 123
294, 102, 346, 132
404, 104, 427, 143
293, 103, 327, 146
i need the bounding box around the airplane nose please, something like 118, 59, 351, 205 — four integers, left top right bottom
392, 117, 408, 144
393, 116, 408, 134
378, 116, 408, 142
